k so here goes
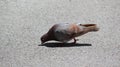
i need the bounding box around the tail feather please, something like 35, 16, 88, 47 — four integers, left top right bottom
80, 24, 99, 31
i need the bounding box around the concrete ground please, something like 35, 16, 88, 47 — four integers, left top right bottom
0, 0, 120, 67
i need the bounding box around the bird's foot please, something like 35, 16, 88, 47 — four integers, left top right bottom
71, 38, 79, 44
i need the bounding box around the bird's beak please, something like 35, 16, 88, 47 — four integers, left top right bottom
41, 42, 43, 44
41, 41, 45, 44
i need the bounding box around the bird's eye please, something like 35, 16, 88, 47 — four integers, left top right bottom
41, 38, 44, 41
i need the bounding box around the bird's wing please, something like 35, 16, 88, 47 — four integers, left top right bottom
68, 24, 84, 37
54, 23, 83, 42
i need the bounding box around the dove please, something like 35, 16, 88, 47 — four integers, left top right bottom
41, 23, 99, 44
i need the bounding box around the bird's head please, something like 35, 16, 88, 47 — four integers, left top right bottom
41, 33, 49, 44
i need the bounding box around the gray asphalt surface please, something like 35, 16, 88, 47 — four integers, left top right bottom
0, 0, 120, 67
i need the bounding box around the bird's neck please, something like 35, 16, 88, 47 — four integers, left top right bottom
46, 32, 58, 41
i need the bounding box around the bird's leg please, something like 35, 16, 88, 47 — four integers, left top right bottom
71, 38, 79, 44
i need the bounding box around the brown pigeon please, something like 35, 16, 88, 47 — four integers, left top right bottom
41, 23, 99, 44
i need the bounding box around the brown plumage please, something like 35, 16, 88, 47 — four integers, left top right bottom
41, 23, 99, 44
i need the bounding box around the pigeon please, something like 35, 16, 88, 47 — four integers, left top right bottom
41, 23, 99, 44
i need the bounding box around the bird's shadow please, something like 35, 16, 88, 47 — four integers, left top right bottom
39, 42, 92, 48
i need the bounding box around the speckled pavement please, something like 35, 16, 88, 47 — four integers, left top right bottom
0, 0, 120, 67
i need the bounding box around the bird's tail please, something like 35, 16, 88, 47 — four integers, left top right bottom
79, 24, 99, 32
